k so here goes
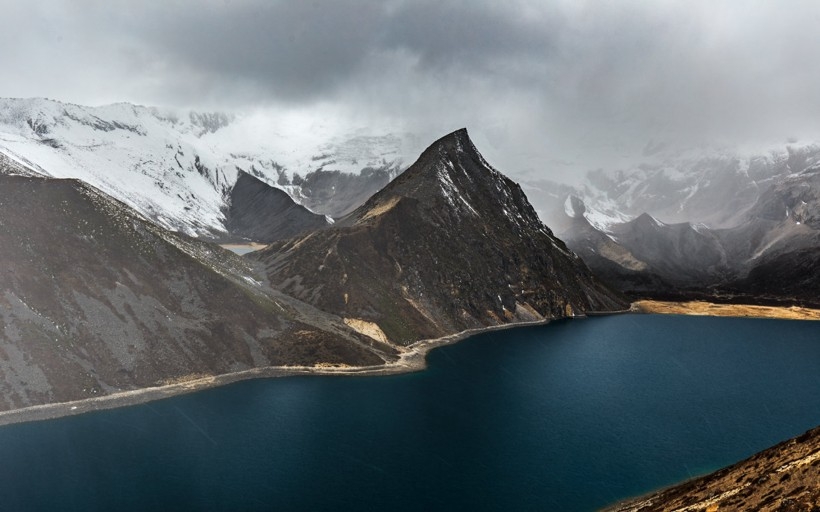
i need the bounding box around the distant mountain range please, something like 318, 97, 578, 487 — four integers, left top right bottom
479, 136, 817, 306
525, 141, 820, 232
557, 158, 820, 306
0, 97, 409, 241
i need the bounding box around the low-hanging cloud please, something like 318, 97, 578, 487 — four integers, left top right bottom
2, 0, 820, 181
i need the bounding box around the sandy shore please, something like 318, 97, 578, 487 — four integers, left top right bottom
633, 300, 820, 321
0, 318, 555, 428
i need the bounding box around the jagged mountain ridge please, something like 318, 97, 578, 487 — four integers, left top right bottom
0, 97, 409, 240
0, 168, 397, 411
254, 129, 627, 345
561, 166, 820, 304
525, 142, 820, 233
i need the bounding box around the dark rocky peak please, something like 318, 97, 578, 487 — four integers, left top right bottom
224, 170, 330, 243
255, 130, 627, 345
349, 128, 550, 237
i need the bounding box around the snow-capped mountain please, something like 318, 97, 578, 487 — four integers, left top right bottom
527, 142, 820, 232
560, 164, 820, 305
0, 98, 410, 239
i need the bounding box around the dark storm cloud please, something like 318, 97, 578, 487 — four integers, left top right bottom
128, 0, 385, 102
382, 1, 560, 73
114, 0, 564, 104
3, 0, 820, 180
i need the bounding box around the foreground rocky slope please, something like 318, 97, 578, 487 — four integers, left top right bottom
608, 425, 820, 512
0, 166, 396, 412
254, 129, 627, 345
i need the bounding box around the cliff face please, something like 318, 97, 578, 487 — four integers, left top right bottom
253, 129, 627, 345
0, 172, 397, 411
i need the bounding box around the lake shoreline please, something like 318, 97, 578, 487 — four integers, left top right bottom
2, 300, 814, 428
2, 311, 818, 510
0, 317, 558, 428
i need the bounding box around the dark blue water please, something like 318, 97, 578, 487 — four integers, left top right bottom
1, 315, 819, 511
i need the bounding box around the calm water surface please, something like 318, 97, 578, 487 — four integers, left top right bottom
1, 315, 819, 511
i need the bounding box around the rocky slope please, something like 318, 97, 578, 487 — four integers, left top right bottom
253, 129, 627, 345
0, 166, 397, 412
608, 425, 820, 512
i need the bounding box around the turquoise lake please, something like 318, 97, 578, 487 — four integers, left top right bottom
1, 315, 819, 511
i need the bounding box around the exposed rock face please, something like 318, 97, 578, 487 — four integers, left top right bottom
0, 171, 397, 411
224, 170, 330, 243
253, 129, 627, 345
607, 425, 820, 512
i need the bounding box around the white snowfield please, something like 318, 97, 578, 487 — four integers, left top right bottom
0, 98, 410, 238
559, 140, 820, 232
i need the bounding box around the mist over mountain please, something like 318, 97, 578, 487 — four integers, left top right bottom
560, 163, 820, 305
526, 142, 820, 232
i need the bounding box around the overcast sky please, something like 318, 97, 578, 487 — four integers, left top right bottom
3, 0, 820, 181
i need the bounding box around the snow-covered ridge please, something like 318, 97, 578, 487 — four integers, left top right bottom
574, 142, 820, 230
0, 97, 411, 237
528, 140, 820, 234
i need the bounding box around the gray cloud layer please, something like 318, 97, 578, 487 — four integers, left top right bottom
3, 0, 820, 180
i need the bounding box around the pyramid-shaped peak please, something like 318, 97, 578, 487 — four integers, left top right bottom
347, 127, 554, 243
406, 127, 498, 183
424, 127, 475, 156
368, 127, 500, 202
